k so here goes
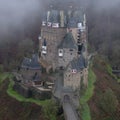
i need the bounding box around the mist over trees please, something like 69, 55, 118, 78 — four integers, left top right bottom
0, 0, 120, 69
86, 1, 120, 66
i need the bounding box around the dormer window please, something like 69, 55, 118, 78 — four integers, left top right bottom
77, 23, 85, 32
77, 23, 82, 29
42, 21, 46, 26
47, 22, 52, 27
58, 49, 63, 57
52, 23, 59, 28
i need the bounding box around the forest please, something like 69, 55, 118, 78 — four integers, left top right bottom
0, 1, 120, 120
0, 0, 120, 70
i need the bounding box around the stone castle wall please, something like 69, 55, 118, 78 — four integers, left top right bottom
64, 66, 82, 90
40, 27, 67, 70
13, 82, 51, 100
58, 48, 77, 68
64, 68, 83, 90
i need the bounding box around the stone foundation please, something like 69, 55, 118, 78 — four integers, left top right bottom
13, 82, 52, 100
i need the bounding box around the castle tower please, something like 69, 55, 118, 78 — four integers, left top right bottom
39, 8, 67, 71
39, 2, 87, 72
58, 32, 78, 68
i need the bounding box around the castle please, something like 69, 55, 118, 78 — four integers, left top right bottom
39, 3, 88, 90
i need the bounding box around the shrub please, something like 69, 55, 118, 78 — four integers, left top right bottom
0, 65, 3, 73
43, 100, 58, 120
99, 88, 118, 114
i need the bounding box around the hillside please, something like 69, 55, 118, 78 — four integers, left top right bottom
0, 79, 45, 120
0, 1, 120, 120
0, 72, 64, 120
88, 56, 120, 120
87, 1, 120, 66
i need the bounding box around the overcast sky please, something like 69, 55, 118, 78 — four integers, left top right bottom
92, 0, 120, 10
0, 0, 41, 35
0, 0, 120, 36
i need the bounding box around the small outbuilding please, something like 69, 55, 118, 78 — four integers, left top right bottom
21, 54, 41, 86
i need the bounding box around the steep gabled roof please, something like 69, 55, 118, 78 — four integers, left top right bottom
68, 17, 77, 28
49, 10, 59, 23
70, 55, 87, 71
21, 54, 41, 70
58, 32, 77, 49
42, 13, 47, 21
67, 10, 84, 28
73, 10, 84, 22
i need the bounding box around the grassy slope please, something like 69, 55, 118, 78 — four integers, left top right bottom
88, 56, 120, 120
0, 72, 60, 120
7, 79, 50, 106
80, 64, 96, 120
0, 77, 44, 120
6, 75, 60, 120
0, 72, 10, 85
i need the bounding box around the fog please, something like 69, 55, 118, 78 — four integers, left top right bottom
84, 0, 120, 10
0, 0, 120, 37
95, 0, 120, 9
0, 0, 41, 36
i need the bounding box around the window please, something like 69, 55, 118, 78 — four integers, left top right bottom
42, 46, 47, 54
69, 49, 73, 51
58, 49, 63, 57
60, 66, 64, 70
72, 69, 77, 73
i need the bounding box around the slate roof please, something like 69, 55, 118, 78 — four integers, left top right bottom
49, 10, 59, 23
42, 13, 47, 21
58, 32, 77, 49
21, 54, 41, 70
73, 10, 84, 22
70, 55, 87, 71
68, 17, 77, 28
67, 10, 84, 28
